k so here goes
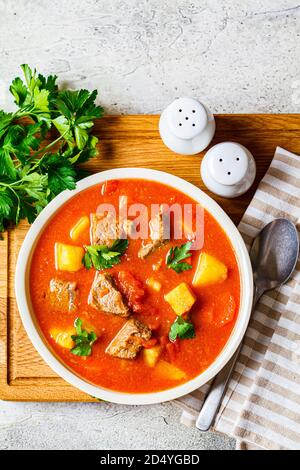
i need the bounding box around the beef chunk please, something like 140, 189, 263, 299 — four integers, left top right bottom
122, 219, 136, 238
49, 278, 78, 312
149, 206, 168, 241
138, 241, 158, 259
105, 318, 151, 359
119, 194, 138, 238
88, 272, 129, 317
90, 213, 120, 247
138, 207, 169, 259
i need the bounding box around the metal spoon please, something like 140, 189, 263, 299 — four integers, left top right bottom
196, 218, 299, 432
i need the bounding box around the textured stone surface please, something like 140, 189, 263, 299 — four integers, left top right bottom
0, 0, 300, 114
0, 401, 235, 450
0, 0, 299, 450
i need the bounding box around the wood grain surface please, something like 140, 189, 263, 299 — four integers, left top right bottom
1, 114, 300, 401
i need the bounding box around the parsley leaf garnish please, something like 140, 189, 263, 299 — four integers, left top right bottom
169, 315, 195, 341
0, 64, 104, 233
83, 239, 129, 270
166, 241, 193, 273
71, 318, 97, 357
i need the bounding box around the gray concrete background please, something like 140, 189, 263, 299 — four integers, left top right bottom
0, 0, 299, 450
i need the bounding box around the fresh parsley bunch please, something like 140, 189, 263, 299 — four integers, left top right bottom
0, 64, 104, 232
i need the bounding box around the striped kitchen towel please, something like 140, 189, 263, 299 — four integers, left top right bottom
176, 147, 300, 450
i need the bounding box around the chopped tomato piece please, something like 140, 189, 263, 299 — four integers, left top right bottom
142, 338, 158, 349
101, 180, 119, 196
117, 271, 145, 312
213, 294, 236, 327
166, 340, 180, 362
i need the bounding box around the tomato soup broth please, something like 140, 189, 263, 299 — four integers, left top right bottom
30, 179, 240, 393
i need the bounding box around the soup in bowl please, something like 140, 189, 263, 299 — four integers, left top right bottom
15, 169, 253, 404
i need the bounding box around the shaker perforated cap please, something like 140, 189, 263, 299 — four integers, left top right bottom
208, 142, 249, 186
159, 97, 215, 155
166, 98, 208, 140
201, 141, 256, 198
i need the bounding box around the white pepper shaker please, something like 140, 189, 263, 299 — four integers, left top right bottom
200, 141, 256, 198
159, 97, 215, 155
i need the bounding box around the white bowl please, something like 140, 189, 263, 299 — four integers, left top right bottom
15, 168, 253, 405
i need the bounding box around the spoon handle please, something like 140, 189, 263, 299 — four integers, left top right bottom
195, 346, 241, 431
196, 286, 262, 432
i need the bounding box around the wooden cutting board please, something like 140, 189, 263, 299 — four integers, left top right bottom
1, 114, 300, 402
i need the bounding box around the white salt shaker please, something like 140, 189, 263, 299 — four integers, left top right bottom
200, 141, 256, 198
159, 97, 215, 155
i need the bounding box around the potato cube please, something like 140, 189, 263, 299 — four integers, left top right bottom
192, 252, 227, 287
70, 216, 90, 241
164, 282, 196, 316
50, 328, 75, 349
143, 345, 162, 367
156, 360, 186, 380
146, 277, 162, 292
55, 243, 84, 272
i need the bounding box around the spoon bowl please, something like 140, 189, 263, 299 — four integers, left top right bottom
250, 218, 299, 300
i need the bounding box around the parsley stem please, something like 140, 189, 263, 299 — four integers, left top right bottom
27, 128, 70, 160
